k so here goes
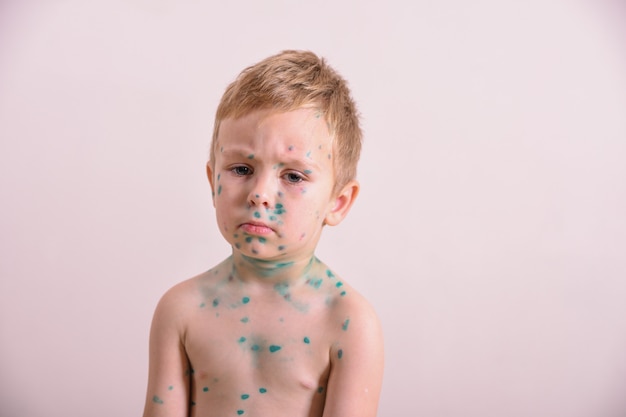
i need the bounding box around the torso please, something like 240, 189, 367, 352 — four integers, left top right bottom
177, 257, 353, 417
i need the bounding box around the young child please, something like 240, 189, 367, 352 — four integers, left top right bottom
142, 50, 384, 417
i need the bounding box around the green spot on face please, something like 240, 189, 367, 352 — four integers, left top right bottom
278, 245, 285, 251
241, 394, 250, 400
304, 169, 312, 174
342, 319, 350, 331
240, 317, 249, 323
217, 185, 222, 195
259, 387, 267, 394
273, 203, 286, 215
303, 337, 310, 344
269, 215, 277, 221
338, 349, 343, 359
235, 243, 241, 249
253, 211, 261, 218
258, 237, 266, 243
152, 395, 164, 404
242, 296, 250, 304
203, 387, 209, 392
238, 336, 247, 343
269, 345, 282, 353
245, 236, 253, 243
217, 173, 221, 180
247, 154, 254, 159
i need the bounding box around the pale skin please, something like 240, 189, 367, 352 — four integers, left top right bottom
143, 108, 384, 417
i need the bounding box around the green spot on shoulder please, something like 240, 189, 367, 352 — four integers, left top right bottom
152, 395, 164, 404
269, 345, 282, 353
336, 281, 343, 288
259, 387, 267, 394
309, 278, 323, 289
342, 319, 350, 331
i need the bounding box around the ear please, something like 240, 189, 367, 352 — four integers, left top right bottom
206, 162, 216, 206
324, 180, 360, 226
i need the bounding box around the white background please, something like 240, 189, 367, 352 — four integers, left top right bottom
1, 1, 626, 416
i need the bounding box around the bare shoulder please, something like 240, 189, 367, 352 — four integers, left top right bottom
151, 266, 221, 330
320, 265, 383, 344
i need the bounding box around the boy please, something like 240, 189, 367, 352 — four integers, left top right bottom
142, 50, 384, 417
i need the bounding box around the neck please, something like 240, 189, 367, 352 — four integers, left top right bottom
230, 251, 318, 285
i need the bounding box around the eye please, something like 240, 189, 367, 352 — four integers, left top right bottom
232, 165, 252, 176
284, 172, 304, 184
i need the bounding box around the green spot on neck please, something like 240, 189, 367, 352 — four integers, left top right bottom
269, 345, 282, 353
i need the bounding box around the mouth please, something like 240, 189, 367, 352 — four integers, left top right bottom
239, 221, 274, 235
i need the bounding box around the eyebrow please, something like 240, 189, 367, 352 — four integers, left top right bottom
220, 148, 322, 171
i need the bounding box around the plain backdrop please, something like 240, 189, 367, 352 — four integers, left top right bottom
1, 1, 626, 416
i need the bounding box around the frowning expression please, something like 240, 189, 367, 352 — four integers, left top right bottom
208, 108, 340, 261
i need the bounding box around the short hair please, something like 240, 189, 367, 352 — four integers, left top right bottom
210, 50, 362, 193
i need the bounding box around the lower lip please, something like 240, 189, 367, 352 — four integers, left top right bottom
240, 223, 274, 235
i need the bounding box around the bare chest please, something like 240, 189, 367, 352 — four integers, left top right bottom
183, 294, 333, 412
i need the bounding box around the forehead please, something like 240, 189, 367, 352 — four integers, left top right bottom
217, 108, 333, 154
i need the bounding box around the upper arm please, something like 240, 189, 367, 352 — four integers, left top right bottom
142, 288, 192, 417
322, 300, 385, 417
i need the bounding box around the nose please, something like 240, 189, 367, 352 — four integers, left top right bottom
248, 172, 274, 208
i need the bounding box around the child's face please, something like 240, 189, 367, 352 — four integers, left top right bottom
208, 108, 355, 262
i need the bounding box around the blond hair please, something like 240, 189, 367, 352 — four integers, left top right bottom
211, 50, 362, 193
